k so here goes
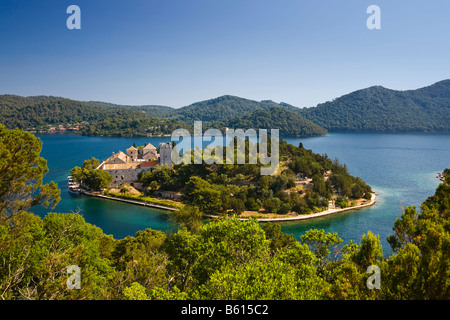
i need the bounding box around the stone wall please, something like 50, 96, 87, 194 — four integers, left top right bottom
107, 167, 154, 188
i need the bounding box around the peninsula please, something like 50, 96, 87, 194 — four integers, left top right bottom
69, 138, 374, 221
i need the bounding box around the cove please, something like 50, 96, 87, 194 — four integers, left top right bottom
33, 132, 450, 251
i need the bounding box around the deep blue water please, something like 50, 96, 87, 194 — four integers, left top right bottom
283, 133, 450, 252
34, 132, 450, 253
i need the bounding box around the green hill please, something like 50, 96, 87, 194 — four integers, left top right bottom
298, 80, 450, 132
171, 95, 327, 136
226, 107, 327, 137
84, 101, 177, 118
0, 95, 184, 136
3, 79, 448, 137
174, 95, 270, 123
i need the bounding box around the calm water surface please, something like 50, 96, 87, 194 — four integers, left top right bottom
34, 133, 450, 253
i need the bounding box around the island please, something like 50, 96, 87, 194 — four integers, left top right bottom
69, 138, 374, 221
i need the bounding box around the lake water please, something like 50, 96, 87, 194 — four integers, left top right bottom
34, 133, 450, 253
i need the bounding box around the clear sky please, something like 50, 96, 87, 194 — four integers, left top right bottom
1, 0, 450, 108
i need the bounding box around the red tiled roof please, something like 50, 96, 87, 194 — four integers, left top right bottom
140, 161, 158, 167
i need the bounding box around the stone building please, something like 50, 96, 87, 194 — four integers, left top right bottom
159, 142, 172, 167
126, 146, 138, 161
142, 143, 158, 161
107, 151, 130, 164
98, 142, 172, 188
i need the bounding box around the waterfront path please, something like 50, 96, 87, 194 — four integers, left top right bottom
79, 190, 178, 211
79, 189, 376, 221
208, 193, 377, 222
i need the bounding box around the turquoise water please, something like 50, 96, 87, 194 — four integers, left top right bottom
34, 134, 176, 237
283, 133, 450, 251
34, 133, 450, 252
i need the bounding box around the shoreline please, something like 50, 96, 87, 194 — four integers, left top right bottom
208, 192, 377, 222
79, 190, 178, 211
77, 189, 376, 222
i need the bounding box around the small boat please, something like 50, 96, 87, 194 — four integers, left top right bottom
67, 176, 81, 194
68, 185, 81, 194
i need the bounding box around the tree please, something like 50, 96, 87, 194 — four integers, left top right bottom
164, 218, 271, 292
351, 231, 383, 267
149, 180, 158, 191
246, 197, 260, 211
82, 157, 101, 170
171, 205, 203, 233
312, 173, 331, 198
123, 282, 147, 300
84, 168, 112, 191
193, 218, 270, 287
196, 259, 322, 300
182, 177, 222, 214
163, 228, 200, 291
263, 222, 296, 254
335, 196, 349, 208
383, 172, 450, 299
291, 194, 310, 214
0, 125, 60, 218
278, 203, 292, 215
300, 229, 343, 270
111, 229, 168, 295
263, 197, 281, 213
0, 212, 115, 300
152, 166, 176, 190
70, 157, 112, 191
190, 188, 222, 215
229, 198, 245, 215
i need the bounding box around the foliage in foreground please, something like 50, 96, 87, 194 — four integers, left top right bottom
1, 170, 448, 299
1, 125, 448, 300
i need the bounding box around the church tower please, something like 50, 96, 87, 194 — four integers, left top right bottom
126, 146, 138, 161
159, 143, 172, 167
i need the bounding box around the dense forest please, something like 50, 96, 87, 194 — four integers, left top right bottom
0, 95, 326, 138
0, 95, 186, 136
172, 95, 298, 123
138, 138, 371, 216
0, 125, 449, 300
298, 80, 450, 132
84, 101, 177, 118
2, 80, 449, 136
226, 107, 327, 137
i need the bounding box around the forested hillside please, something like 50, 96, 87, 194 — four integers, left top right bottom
0, 95, 185, 136
0, 94, 327, 138
174, 95, 273, 123
85, 101, 177, 118
298, 80, 450, 132
226, 107, 327, 137
2, 79, 449, 137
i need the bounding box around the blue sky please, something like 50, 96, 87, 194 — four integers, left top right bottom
1, 0, 450, 108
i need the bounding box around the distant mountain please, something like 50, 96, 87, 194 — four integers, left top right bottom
170, 95, 327, 136
2, 79, 449, 137
173, 95, 296, 123
227, 107, 327, 137
297, 80, 450, 132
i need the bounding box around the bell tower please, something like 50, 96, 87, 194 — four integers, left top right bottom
159, 143, 172, 167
